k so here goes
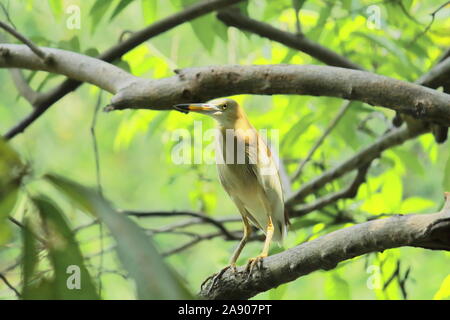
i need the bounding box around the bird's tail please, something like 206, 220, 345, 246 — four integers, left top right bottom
272, 208, 289, 244
272, 218, 288, 245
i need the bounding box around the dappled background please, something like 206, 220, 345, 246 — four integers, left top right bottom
1, 0, 450, 299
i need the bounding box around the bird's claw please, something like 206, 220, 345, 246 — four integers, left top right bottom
245, 255, 266, 279
201, 264, 237, 293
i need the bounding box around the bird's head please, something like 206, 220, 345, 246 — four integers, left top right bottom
173, 98, 244, 127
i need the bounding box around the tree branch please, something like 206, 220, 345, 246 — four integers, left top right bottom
0, 44, 138, 93
200, 193, 450, 299
0, 273, 20, 298
217, 8, 364, 70
3, 0, 245, 140
108, 64, 450, 125
123, 210, 239, 240
3, 48, 448, 124
291, 161, 372, 218
286, 123, 428, 206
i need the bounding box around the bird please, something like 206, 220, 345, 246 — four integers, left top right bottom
174, 98, 288, 278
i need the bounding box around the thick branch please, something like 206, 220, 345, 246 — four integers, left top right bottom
3, 48, 449, 124
200, 193, 450, 299
110, 65, 450, 125
0, 44, 138, 93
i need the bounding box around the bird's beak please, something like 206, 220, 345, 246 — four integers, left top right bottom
173, 103, 220, 114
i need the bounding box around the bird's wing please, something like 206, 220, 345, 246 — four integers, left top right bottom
249, 134, 287, 241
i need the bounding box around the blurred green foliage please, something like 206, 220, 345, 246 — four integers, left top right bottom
0, 0, 450, 300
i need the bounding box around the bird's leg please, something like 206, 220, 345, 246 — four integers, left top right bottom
245, 216, 274, 275
228, 215, 252, 270
200, 216, 252, 292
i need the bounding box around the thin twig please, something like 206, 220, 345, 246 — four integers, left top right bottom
123, 210, 238, 240
8, 216, 46, 244
409, 1, 450, 44
0, 273, 21, 298
0, 2, 15, 29
0, 20, 48, 61
291, 101, 352, 181
286, 123, 427, 206
291, 161, 372, 217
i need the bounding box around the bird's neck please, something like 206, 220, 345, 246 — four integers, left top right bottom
216, 109, 253, 131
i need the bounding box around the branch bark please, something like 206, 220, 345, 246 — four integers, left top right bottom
3, 47, 449, 124
0, 44, 138, 93
200, 193, 450, 300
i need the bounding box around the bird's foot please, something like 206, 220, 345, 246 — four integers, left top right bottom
245, 254, 267, 278
200, 263, 237, 293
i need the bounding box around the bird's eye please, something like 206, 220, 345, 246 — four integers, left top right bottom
222, 103, 228, 110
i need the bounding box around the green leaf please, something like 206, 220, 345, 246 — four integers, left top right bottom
21, 219, 41, 299
400, 197, 435, 213
22, 278, 58, 300
335, 108, 362, 150
36, 73, 59, 93
0, 189, 18, 244
89, 0, 114, 34
307, 5, 333, 40
48, 0, 63, 20
444, 155, 450, 191
325, 272, 350, 299
58, 36, 81, 52
110, 0, 135, 21
141, 0, 157, 24
0, 139, 25, 244
393, 149, 424, 176
45, 174, 97, 217
281, 113, 315, 153
146, 112, 170, 137
84, 47, 100, 57
178, 0, 222, 52
353, 32, 421, 79
434, 274, 450, 300
268, 283, 288, 299
114, 59, 132, 73
381, 171, 403, 211
263, 0, 290, 20
45, 174, 194, 300
189, 15, 217, 53
32, 196, 99, 299
290, 218, 322, 231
